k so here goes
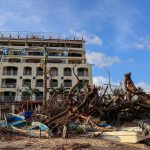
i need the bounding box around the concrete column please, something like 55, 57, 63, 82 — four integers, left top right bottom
11, 105, 15, 113
37, 104, 41, 113
59, 64, 64, 87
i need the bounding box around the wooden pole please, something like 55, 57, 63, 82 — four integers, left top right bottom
43, 45, 47, 105
0, 105, 1, 120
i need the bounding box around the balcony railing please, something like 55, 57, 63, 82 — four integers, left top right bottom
0, 96, 43, 102
64, 72, 71, 76
23, 82, 31, 87
35, 96, 43, 100
50, 82, 58, 87
0, 96, 15, 102
21, 96, 43, 101
51, 72, 58, 76
78, 72, 88, 76
1, 83, 16, 88
36, 82, 43, 87
36, 71, 43, 76
3, 71, 17, 76
21, 96, 30, 101
64, 83, 72, 87
23, 71, 32, 75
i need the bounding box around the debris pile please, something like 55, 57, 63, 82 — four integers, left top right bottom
0, 71, 150, 145
42, 72, 150, 138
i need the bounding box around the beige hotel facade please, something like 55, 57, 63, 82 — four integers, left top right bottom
0, 32, 92, 102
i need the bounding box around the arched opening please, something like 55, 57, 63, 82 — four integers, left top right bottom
1, 78, 17, 88
79, 80, 89, 87
36, 67, 43, 76
22, 79, 31, 87
3, 66, 18, 76
50, 67, 58, 76
64, 67, 72, 76
23, 67, 32, 75
64, 80, 72, 87
78, 68, 89, 76
36, 79, 43, 87
21, 91, 30, 101
2, 91, 16, 102
50, 79, 58, 87
35, 91, 43, 100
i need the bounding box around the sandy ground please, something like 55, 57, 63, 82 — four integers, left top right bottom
0, 136, 149, 150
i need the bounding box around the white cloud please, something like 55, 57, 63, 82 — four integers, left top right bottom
93, 76, 150, 93
93, 76, 121, 91
134, 36, 150, 50
69, 30, 103, 45
136, 82, 150, 93
86, 52, 121, 67
93, 76, 109, 86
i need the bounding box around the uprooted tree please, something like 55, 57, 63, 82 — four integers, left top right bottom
38, 65, 150, 136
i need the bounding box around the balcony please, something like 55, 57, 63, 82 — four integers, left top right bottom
23, 83, 31, 87
26, 59, 41, 63
3, 66, 18, 76
21, 96, 43, 101
36, 79, 43, 87
9, 58, 21, 63
50, 67, 58, 76
35, 96, 43, 100
64, 68, 72, 76
64, 80, 72, 87
36, 67, 43, 76
28, 52, 43, 56
35, 92, 43, 100
0, 96, 16, 102
36, 82, 43, 87
22, 79, 31, 87
50, 79, 58, 87
3, 70, 17, 76
68, 53, 82, 57
36, 71, 43, 76
48, 52, 63, 57
78, 68, 89, 76
0, 91, 16, 102
23, 67, 32, 75
23, 71, 32, 75
21, 96, 30, 101
1, 83, 16, 88
1, 79, 17, 88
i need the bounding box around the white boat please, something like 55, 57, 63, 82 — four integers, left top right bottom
100, 131, 144, 143
93, 127, 150, 143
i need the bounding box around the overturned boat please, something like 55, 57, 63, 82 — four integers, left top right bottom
10, 121, 50, 138
2, 113, 50, 138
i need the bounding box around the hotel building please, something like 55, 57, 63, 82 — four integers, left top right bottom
0, 32, 92, 102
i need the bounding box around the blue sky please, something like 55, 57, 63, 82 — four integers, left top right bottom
0, 0, 150, 90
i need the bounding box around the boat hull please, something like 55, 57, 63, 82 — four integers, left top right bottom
11, 125, 49, 138
100, 131, 144, 143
